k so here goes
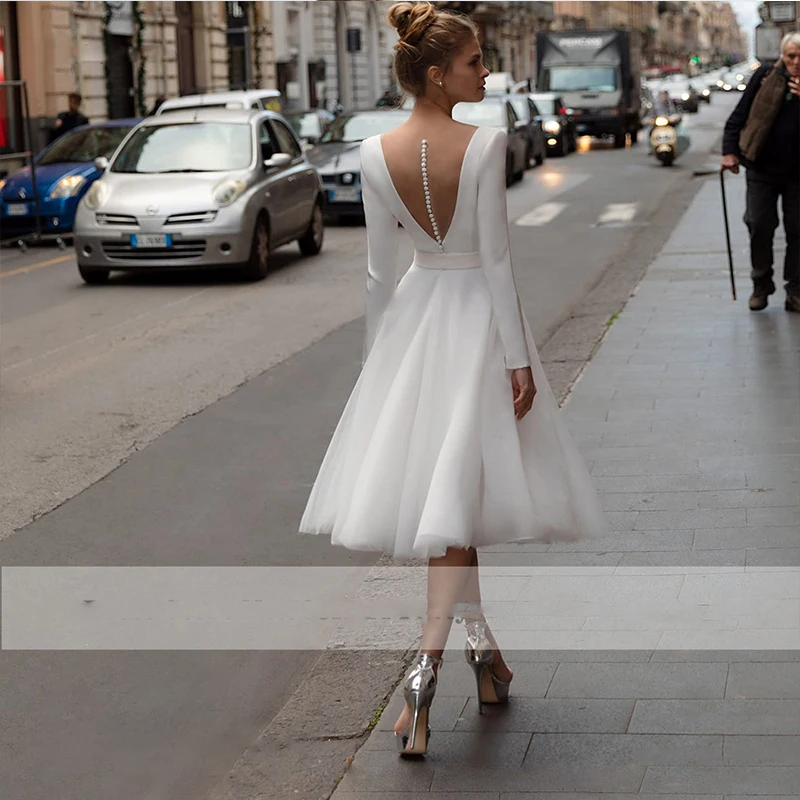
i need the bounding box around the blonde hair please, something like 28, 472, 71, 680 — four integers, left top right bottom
780, 32, 800, 54
387, 2, 478, 98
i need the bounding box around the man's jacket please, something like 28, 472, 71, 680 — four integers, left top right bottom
722, 61, 799, 179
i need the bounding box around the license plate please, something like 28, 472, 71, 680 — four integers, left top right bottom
329, 187, 361, 203
131, 234, 172, 248
654, 132, 675, 144
6, 203, 28, 216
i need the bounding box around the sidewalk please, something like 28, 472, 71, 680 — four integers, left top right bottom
329, 176, 800, 796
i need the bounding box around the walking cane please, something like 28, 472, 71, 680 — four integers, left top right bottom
719, 167, 737, 301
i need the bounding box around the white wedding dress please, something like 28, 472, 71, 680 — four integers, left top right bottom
300, 126, 604, 559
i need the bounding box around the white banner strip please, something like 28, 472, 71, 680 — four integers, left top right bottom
3, 567, 798, 650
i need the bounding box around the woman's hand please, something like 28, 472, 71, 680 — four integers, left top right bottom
511, 367, 536, 421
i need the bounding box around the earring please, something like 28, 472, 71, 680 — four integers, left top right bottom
437, 81, 443, 87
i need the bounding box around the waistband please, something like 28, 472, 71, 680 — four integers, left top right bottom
414, 250, 481, 270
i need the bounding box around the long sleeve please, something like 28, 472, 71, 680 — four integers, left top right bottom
722, 65, 769, 156
360, 148, 400, 364
477, 130, 531, 369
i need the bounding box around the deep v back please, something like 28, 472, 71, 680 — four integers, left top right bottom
377, 127, 480, 250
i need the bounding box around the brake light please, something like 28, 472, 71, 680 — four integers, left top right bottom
559, 107, 567, 116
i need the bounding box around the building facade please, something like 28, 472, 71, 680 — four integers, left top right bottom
0, 0, 398, 171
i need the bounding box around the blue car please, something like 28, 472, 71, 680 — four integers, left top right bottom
0, 119, 140, 239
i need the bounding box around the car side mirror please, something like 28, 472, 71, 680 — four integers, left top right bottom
94, 156, 110, 171
264, 153, 292, 169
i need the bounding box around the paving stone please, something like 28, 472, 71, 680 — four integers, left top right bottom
523, 732, 723, 768
640, 765, 800, 795
546, 662, 728, 699
502, 795, 720, 800
548, 530, 694, 552
723, 735, 800, 766
725, 663, 800, 699
594, 473, 748, 493
336, 794, 499, 799
745, 548, 800, 567
650, 650, 800, 663
436, 662, 556, 699
629, 699, 800, 735
453, 697, 634, 734
747, 507, 800, 527
693, 527, 799, 551
334, 750, 435, 793
635, 509, 746, 530
375, 694, 467, 733
618, 550, 746, 567
507, 648, 653, 664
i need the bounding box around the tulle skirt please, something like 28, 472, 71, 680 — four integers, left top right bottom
299, 262, 605, 559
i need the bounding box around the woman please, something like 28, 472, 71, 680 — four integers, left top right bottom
300, 2, 604, 757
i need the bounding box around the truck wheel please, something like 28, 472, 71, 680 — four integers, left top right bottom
630, 127, 639, 145
613, 129, 626, 148
505, 154, 514, 187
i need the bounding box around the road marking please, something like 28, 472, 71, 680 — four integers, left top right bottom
0, 253, 73, 279
516, 202, 568, 227
597, 203, 638, 225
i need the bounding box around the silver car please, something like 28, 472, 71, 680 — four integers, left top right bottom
73, 108, 324, 283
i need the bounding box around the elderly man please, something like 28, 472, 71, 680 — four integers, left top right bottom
722, 33, 800, 312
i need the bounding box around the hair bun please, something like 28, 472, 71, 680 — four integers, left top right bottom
387, 1, 437, 43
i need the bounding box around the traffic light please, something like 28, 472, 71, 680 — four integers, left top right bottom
690, 56, 700, 65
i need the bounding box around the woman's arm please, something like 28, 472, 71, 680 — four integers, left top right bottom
477, 130, 530, 369
360, 149, 400, 364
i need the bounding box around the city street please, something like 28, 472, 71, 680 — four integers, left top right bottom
0, 94, 765, 800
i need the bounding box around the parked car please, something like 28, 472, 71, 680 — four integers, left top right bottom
73, 108, 323, 283
452, 97, 528, 186
663, 78, 699, 112
282, 108, 335, 149
505, 94, 547, 166
529, 92, 577, 156
306, 108, 411, 221
156, 89, 282, 115
0, 119, 138, 240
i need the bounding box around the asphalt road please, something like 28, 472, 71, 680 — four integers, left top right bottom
0, 95, 737, 800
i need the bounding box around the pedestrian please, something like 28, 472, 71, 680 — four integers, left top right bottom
299, 1, 603, 758
721, 33, 800, 312
48, 92, 89, 144
653, 89, 677, 117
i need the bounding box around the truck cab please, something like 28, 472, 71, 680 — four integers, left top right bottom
536, 30, 642, 148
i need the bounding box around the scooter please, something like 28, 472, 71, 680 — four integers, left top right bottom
648, 113, 691, 166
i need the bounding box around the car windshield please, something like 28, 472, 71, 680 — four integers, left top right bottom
284, 112, 322, 140
547, 66, 617, 92
531, 97, 557, 114
452, 101, 505, 127
319, 111, 410, 143
110, 123, 252, 173
38, 126, 133, 165
508, 97, 529, 120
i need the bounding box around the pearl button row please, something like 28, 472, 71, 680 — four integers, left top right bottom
421, 139, 444, 252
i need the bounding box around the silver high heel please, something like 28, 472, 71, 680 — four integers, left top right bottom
464, 620, 511, 714
395, 652, 441, 757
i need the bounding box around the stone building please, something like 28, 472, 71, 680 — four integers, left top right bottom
0, 0, 398, 171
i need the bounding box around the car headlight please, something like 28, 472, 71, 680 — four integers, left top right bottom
716, 80, 724, 87
702, 88, 710, 96
543, 120, 561, 134
82, 180, 108, 210
654, 116, 670, 127
46, 175, 87, 201
723, 84, 732, 91
681, 93, 690, 101
213, 179, 246, 207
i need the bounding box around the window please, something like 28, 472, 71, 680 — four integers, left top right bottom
270, 119, 302, 158
259, 121, 276, 161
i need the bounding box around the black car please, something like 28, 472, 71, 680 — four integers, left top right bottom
306, 108, 411, 221
504, 94, 547, 168
528, 93, 577, 156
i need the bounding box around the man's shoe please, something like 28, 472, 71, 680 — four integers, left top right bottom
785, 295, 800, 313
749, 293, 769, 311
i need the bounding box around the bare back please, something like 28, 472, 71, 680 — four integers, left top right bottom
380, 120, 479, 244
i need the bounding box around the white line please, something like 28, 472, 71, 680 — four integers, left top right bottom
598, 203, 638, 224
516, 202, 568, 227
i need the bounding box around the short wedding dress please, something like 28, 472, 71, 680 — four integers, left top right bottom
300, 126, 604, 559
